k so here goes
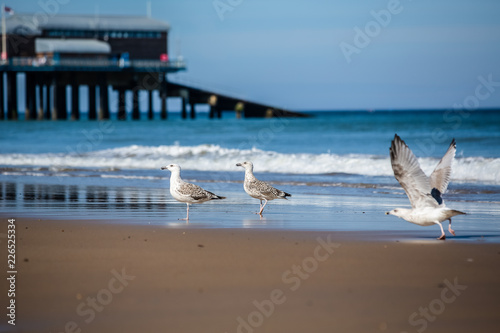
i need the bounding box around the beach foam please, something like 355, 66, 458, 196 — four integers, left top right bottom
1, 144, 499, 184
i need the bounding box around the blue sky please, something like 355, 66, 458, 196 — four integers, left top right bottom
11, 0, 500, 110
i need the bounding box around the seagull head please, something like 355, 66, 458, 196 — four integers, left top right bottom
236, 161, 253, 170
160, 164, 181, 172
386, 209, 405, 218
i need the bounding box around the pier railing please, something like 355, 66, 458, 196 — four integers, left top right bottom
4, 57, 186, 72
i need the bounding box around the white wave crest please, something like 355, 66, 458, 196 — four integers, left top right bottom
1, 144, 499, 184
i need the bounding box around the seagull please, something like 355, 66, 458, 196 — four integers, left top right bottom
161, 164, 225, 220
385, 134, 466, 240
236, 161, 291, 216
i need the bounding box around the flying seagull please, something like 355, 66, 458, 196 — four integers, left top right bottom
161, 164, 225, 220
386, 134, 466, 240
236, 161, 291, 216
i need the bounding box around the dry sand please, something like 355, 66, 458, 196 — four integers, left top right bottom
2, 218, 500, 333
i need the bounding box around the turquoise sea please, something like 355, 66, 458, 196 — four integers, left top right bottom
1, 110, 499, 240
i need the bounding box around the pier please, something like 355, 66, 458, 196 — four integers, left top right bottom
0, 13, 306, 120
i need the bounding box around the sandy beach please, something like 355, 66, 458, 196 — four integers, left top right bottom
1, 217, 499, 333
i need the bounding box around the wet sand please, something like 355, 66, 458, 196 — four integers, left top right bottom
1, 218, 499, 333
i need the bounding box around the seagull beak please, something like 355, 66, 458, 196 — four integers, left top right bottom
160, 166, 167, 170
385, 212, 390, 215
236, 163, 242, 167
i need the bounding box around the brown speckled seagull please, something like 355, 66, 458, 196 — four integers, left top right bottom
161, 164, 225, 220
236, 161, 291, 216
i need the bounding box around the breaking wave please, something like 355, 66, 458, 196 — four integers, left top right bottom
1, 144, 499, 184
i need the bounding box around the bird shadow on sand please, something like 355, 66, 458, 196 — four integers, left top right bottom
398, 234, 500, 243
447, 234, 500, 241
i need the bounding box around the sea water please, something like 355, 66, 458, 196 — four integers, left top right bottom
1, 110, 499, 238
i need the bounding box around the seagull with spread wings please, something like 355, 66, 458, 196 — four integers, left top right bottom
386, 134, 466, 240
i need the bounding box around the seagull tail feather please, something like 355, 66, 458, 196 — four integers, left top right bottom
205, 190, 225, 200
447, 209, 466, 218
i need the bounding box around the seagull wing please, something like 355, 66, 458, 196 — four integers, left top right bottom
390, 134, 437, 209
430, 139, 456, 195
255, 180, 282, 198
246, 178, 281, 199
177, 182, 212, 201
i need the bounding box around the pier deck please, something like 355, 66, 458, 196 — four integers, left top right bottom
0, 59, 307, 120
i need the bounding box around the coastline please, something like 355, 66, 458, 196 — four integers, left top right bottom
1, 179, 496, 240
1, 218, 499, 333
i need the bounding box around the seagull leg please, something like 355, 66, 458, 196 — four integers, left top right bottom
448, 218, 456, 236
255, 200, 263, 215
436, 222, 446, 240
179, 203, 190, 221
258, 199, 268, 216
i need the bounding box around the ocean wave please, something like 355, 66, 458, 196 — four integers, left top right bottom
1, 144, 499, 184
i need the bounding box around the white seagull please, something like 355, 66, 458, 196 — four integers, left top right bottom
161, 164, 225, 220
236, 161, 291, 216
386, 134, 466, 240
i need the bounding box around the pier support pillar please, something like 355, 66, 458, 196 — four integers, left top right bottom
35, 74, 45, 120
25, 73, 37, 120
98, 83, 110, 120
117, 88, 127, 120
208, 106, 222, 119
132, 89, 140, 120
181, 97, 187, 119
45, 83, 51, 120
160, 80, 167, 120
71, 82, 80, 120
37, 77, 44, 120
181, 98, 187, 119
160, 94, 167, 119
235, 102, 244, 119
117, 88, 126, 120
179, 89, 188, 119
208, 95, 217, 120
0, 72, 4, 120
88, 85, 96, 120
148, 90, 153, 120
54, 81, 67, 120
6, 72, 18, 120
190, 103, 196, 119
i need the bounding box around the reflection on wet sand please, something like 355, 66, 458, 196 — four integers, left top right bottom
1, 182, 168, 212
